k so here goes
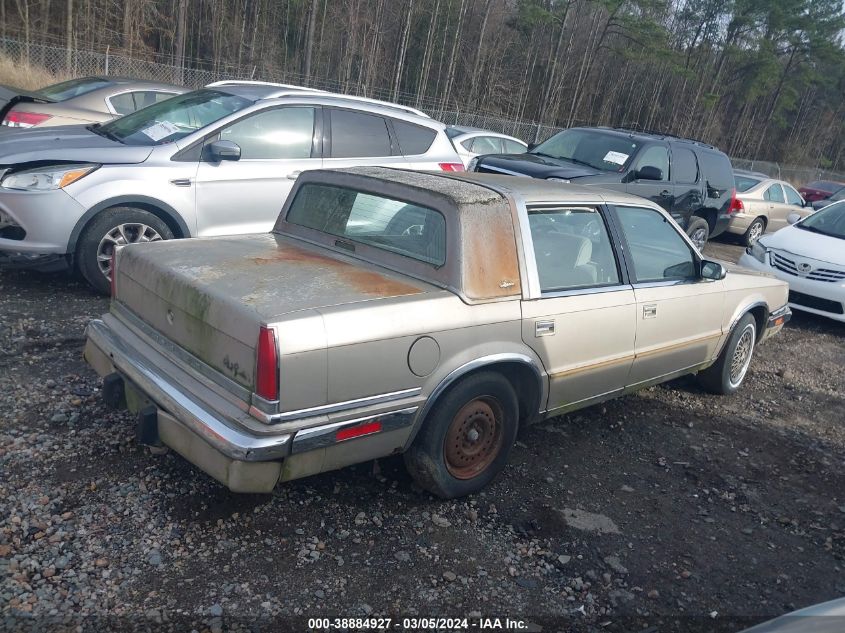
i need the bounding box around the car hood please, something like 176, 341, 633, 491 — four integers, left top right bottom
0, 125, 153, 165
476, 153, 602, 179
759, 226, 845, 266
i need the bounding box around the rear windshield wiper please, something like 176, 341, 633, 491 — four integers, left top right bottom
87, 123, 123, 144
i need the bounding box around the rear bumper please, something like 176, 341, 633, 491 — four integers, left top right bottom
84, 314, 419, 492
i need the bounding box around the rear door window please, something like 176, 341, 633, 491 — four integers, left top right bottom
329, 109, 392, 158
471, 136, 504, 154
528, 207, 620, 291
698, 151, 734, 196
672, 148, 699, 184
765, 184, 785, 203
392, 119, 436, 155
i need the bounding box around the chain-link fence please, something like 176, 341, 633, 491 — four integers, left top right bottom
729, 158, 845, 188
2, 36, 843, 181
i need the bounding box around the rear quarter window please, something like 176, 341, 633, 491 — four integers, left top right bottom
392, 119, 436, 155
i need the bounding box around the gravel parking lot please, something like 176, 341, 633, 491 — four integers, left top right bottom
2, 241, 844, 632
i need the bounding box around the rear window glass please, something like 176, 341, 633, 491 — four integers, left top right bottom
285, 183, 446, 266
734, 175, 761, 192
38, 77, 111, 101
392, 119, 436, 155
698, 151, 733, 192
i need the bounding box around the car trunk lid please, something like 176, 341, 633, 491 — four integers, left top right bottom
113, 233, 431, 391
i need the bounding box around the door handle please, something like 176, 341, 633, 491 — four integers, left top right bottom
535, 320, 555, 337
169, 178, 192, 187
643, 304, 657, 319
286, 170, 302, 180
659, 190, 672, 198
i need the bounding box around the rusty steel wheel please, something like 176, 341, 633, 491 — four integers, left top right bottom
443, 397, 505, 480
404, 371, 519, 499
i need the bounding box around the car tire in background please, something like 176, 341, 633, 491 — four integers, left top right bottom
698, 313, 757, 395
686, 216, 710, 250
404, 371, 519, 499
76, 207, 174, 295
743, 217, 766, 247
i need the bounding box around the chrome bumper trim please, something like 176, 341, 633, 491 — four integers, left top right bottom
86, 319, 292, 462
767, 304, 792, 328
253, 387, 423, 424
291, 407, 419, 454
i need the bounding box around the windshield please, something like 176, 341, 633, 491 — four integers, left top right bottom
797, 200, 845, 240
38, 77, 111, 101
829, 187, 845, 202
98, 89, 252, 146
531, 129, 640, 171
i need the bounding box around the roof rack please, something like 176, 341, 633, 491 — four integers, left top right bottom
206, 80, 323, 92
605, 125, 715, 149
206, 80, 429, 118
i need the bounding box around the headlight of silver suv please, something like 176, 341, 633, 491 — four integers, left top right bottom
1, 164, 99, 191
747, 240, 768, 263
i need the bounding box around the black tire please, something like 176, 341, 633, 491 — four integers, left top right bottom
743, 217, 766, 247
404, 371, 519, 499
686, 216, 710, 250
698, 313, 757, 395
76, 207, 174, 295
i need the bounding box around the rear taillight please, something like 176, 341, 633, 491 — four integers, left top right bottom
2, 111, 53, 128
109, 250, 117, 298
728, 187, 744, 214
439, 162, 465, 172
256, 326, 279, 401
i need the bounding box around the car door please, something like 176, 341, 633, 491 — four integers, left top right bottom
782, 183, 813, 225
520, 204, 636, 414
763, 183, 792, 232
194, 105, 321, 236
611, 204, 725, 387
669, 146, 703, 221
626, 144, 675, 213
322, 107, 410, 171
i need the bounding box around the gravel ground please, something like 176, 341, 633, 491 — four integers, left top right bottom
1, 241, 844, 633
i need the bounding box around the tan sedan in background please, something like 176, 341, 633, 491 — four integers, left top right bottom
726, 174, 814, 245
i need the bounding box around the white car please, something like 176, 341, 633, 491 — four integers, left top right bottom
445, 125, 527, 168
739, 200, 845, 322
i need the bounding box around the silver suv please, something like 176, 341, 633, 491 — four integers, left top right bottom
0, 81, 464, 293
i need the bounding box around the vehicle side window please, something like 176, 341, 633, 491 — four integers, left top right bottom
673, 148, 699, 184
615, 206, 697, 282
633, 145, 669, 181
219, 107, 315, 159
698, 151, 734, 197
503, 139, 526, 154
764, 185, 785, 203
392, 119, 436, 155
460, 139, 473, 151
471, 136, 503, 154
528, 207, 620, 292
330, 109, 392, 158
784, 185, 803, 206
109, 93, 136, 115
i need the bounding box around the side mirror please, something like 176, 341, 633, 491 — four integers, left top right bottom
701, 260, 727, 280
636, 165, 662, 181
786, 212, 802, 225
206, 139, 241, 162
527, 143, 537, 152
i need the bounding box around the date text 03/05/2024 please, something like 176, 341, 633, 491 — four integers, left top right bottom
307, 617, 531, 631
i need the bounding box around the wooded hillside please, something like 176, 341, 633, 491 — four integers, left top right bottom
1, 0, 843, 168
